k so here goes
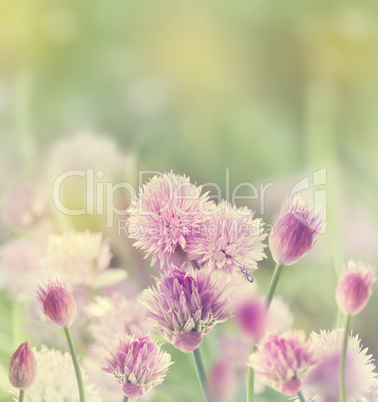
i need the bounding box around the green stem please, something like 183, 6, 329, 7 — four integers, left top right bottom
18, 389, 25, 402
247, 262, 284, 402
336, 307, 341, 329
265, 262, 283, 308
297, 391, 306, 402
246, 344, 256, 402
122, 396, 129, 402
193, 347, 211, 402
340, 314, 351, 402
64, 326, 86, 402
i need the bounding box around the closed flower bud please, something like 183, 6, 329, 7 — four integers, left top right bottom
269, 196, 324, 266
9, 342, 37, 389
336, 261, 375, 315
36, 279, 77, 327
236, 297, 267, 341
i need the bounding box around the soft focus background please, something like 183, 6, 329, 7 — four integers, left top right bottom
1, 1, 378, 401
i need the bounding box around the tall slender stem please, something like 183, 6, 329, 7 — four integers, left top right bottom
297, 391, 306, 402
265, 262, 283, 308
246, 345, 256, 402
122, 396, 129, 402
340, 314, 351, 402
193, 347, 211, 402
64, 326, 86, 402
247, 262, 284, 402
18, 389, 25, 402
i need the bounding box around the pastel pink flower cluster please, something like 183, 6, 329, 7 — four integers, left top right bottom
6, 162, 378, 402
127, 172, 267, 278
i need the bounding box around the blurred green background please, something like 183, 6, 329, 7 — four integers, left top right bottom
1, 0, 378, 401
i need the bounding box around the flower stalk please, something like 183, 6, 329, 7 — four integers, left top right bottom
193, 347, 212, 402
265, 263, 283, 308
18, 390, 25, 402
247, 262, 284, 402
297, 391, 306, 402
246, 345, 256, 402
340, 314, 351, 402
64, 326, 85, 402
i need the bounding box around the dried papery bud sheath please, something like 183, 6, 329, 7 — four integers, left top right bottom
269, 196, 325, 266
36, 279, 77, 327
9, 342, 37, 389
336, 261, 376, 315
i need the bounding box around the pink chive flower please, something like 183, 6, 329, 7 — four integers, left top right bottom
336, 261, 376, 315
269, 196, 325, 266
250, 330, 317, 396
102, 334, 172, 400
302, 329, 376, 402
9, 342, 37, 390
127, 172, 215, 267
36, 280, 77, 327
186, 201, 266, 278
236, 297, 267, 341
141, 267, 233, 353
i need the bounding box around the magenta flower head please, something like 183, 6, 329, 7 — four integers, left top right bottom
250, 330, 317, 396
186, 201, 266, 279
127, 172, 215, 267
9, 342, 37, 389
302, 329, 376, 402
141, 267, 233, 353
102, 334, 172, 400
236, 297, 267, 341
36, 279, 77, 327
269, 195, 325, 266
336, 260, 376, 315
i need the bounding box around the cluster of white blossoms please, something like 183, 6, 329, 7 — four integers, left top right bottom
44, 231, 112, 287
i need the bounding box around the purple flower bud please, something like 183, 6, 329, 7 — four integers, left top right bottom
36, 279, 77, 327
269, 196, 324, 266
236, 297, 267, 341
336, 261, 375, 315
9, 342, 37, 389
